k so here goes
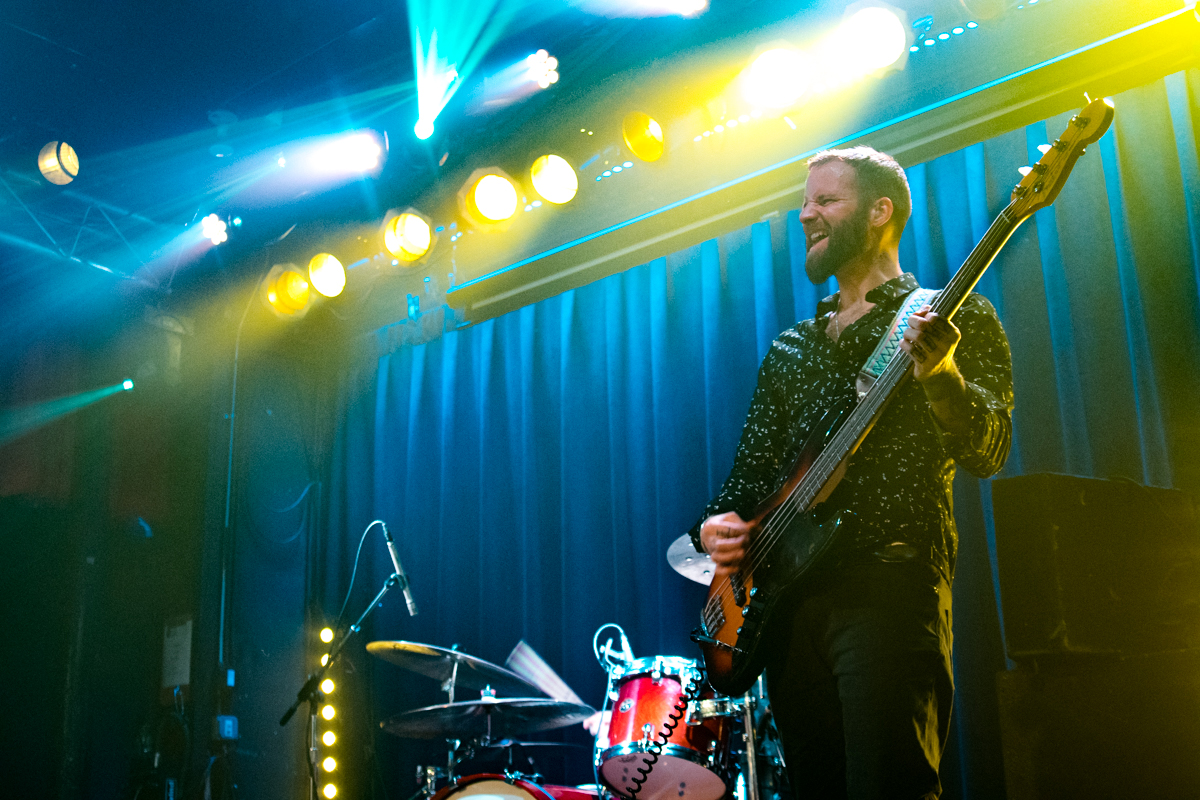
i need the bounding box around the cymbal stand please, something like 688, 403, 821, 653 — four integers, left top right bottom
740, 691, 759, 800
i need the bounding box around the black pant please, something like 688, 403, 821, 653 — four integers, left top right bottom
764, 560, 954, 800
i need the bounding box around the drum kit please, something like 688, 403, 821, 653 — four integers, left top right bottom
368, 536, 789, 800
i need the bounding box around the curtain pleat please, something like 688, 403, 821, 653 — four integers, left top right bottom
326, 70, 1200, 799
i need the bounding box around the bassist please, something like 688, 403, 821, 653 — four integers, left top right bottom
689, 147, 1013, 799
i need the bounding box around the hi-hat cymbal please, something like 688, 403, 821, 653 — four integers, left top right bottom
667, 533, 715, 585
366, 641, 542, 698
381, 697, 595, 740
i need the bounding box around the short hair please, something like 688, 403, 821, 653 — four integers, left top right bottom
807, 146, 912, 237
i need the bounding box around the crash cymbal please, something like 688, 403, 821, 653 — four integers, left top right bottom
367, 641, 542, 698
667, 533, 715, 585
381, 698, 596, 741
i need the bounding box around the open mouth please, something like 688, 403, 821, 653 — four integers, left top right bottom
808, 231, 828, 247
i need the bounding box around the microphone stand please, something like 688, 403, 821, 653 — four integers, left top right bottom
279, 571, 409, 727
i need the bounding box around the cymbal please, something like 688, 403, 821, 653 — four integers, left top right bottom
381, 697, 596, 740
667, 533, 715, 585
366, 641, 542, 698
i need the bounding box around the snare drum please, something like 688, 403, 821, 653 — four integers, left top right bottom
598, 657, 730, 800
433, 774, 598, 800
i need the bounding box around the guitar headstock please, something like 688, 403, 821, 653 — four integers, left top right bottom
1010, 96, 1115, 218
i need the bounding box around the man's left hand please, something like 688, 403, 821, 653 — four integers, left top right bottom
901, 305, 961, 383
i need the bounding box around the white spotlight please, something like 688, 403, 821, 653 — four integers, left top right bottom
315, 133, 384, 173
414, 118, 435, 140
201, 214, 228, 245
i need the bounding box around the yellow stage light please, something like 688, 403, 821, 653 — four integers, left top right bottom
322, 704, 336, 720
323, 757, 337, 772
38, 141, 79, 185
308, 254, 346, 298
265, 267, 311, 316
320, 627, 334, 643
320, 654, 330, 666
324, 784, 338, 799
827, 6, 907, 77
458, 168, 522, 229
384, 211, 434, 261
321, 679, 335, 694
474, 174, 519, 221
741, 48, 811, 109
530, 155, 578, 204
323, 731, 337, 746
622, 112, 664, 162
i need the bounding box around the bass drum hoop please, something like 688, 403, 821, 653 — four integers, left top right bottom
432, 775, 557, 800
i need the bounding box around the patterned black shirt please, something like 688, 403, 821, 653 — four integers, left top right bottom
689, 273, 1013, 581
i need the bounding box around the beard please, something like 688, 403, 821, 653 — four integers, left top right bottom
805, 204, 871, 285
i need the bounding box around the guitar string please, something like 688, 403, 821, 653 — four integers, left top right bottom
702, 204, 1021, 625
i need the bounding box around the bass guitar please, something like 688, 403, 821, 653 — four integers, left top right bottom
693, 96, 1115, 697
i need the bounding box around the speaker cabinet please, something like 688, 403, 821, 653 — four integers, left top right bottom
997, 652, 1200, 798
990, 473, 1200, 659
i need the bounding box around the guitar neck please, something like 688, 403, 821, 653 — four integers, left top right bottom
791, 201, 1028, 509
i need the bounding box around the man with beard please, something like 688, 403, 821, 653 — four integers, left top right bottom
689, 147, 1013, 799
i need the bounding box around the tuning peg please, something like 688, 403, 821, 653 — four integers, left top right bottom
1018, 166, 1033, 176
1037, 144, 1052, 154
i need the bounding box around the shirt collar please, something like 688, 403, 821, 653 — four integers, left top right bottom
816, 272, 921, 317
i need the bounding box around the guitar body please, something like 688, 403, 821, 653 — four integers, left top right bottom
698, 400, 854, 697
691, 96, 1115, 698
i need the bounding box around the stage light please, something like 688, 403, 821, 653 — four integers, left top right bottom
323, 757, 337, 772
264, 265, 312, 317
475, 175, 518, 219
384, 211, 434, 262
323, 784, 338, 799
320, 627, 334, 643
831, 7, 908, 74
415, 118, 435, 140
321, 704, 336, 720
308, 254, 346, 298
320, 653, 330, 666
741, 48, 811, 109
530, 155, 578, 204
315, 132, 383, 173
122, 379, 134, 391
323, 731, 337, 746
201, 214, 228, 245
38, 141, 79, 185
526, 50, 559, 89
622, 112, 665, 162
321, 679, 336, 694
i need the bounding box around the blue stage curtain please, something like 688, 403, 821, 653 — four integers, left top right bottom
326, 69, 1200, 799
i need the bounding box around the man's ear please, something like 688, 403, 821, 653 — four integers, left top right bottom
868, 196, 894, 231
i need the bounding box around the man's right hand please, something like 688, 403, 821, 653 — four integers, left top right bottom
700, 511, 754, 570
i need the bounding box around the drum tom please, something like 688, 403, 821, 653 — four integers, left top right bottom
598, 657, 730, 800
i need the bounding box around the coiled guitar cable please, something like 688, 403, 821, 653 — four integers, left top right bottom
627, 665, 706, 800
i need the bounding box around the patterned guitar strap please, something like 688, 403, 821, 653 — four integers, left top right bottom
854, 286, 938, 400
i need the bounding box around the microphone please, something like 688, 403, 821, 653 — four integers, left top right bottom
618, 629, 634, 662
382, 523, 419, 616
